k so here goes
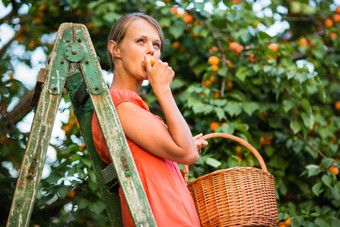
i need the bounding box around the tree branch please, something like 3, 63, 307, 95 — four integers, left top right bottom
0, 0, 20, 25
286, 127, 327, 159
5, 90, 34, 129
203, 21, 227, 96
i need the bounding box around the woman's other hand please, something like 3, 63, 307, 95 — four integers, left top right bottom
193, 133, 208, 154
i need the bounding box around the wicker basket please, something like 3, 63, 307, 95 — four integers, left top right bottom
186, 133, 278, 227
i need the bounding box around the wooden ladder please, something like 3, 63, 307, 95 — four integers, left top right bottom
6, 23, 156, 227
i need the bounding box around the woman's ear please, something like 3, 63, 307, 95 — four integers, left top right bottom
108, 40, 121, 59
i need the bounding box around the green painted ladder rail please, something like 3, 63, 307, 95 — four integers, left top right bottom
6, 23, 157, 227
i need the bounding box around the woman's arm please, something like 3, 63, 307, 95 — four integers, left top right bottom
115, 56, 200, 165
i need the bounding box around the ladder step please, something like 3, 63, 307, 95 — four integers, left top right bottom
102, 163, 119, 192
31, 68, 47, 107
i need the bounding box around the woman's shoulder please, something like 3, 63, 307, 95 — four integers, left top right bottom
110, 89, 149, 110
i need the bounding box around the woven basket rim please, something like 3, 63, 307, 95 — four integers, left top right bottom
188, 166, 274, 186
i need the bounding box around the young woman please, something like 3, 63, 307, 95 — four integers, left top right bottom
92, 13, 207, 226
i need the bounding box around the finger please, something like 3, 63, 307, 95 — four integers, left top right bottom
193, 133, 203, 140
144, 55, 152, 72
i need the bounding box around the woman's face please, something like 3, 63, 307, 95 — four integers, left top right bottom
116, 18, 162, 80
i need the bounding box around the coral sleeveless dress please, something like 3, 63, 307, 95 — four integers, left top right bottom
92, 89, 200, 227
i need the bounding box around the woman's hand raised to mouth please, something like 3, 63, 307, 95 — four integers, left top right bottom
144, 55, 175, 93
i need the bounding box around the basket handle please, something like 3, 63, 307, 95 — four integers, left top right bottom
182, 133, 268, 183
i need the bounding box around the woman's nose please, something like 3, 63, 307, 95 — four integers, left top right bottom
146, 42, 155, 55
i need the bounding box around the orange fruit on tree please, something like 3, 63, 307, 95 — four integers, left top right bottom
329, 32, 337, 38
335, 101, 340, 110
172, 41, 180, 48
227, 82, 233, 90
333, 14, 340, 22
329, 166, 339, 175
225, 59, 233, 68
203, 79, 212, 87
66, 189, 75, 199
235, 145, 242, 155
210, 75, 217, 83
331, 136, 337, 143
278, 222, 286, 227
337, 6, 340, 14
208, 56, 219, 65
183, 14, 194, 23
268, 43, 278, 52
208, 46, 218, 54
229, 42, 239, 50
210, 122, 219, 131
229, 42, 243, 53
79, 144, 86, 151
213, 92, 220, 99
298, 38, 308, 46
212, 65, 219, 72
325, 19, 333, 27
284, 217, 291, 227
170, 6, 178, 14
86, 22, 94, 30
248, 53, 255, 62
177, 12, 186, 17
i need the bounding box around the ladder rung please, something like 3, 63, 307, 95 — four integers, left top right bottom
102, 163, 119, 192
31, 68, 47, 107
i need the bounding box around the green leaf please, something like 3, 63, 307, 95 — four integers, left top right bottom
170, 78, 185, 90
82, 158, 92, 168
242, 102, 259, 116
306, 164, 321, 177
283, 100, 294, 113
312, 182, 323, 196
217, 67, 228, 77
322, 175, 333, 188
205, 157, 221, 168
321, 158, 334, 168
287, 70, 296, 80
301, 112, 314, 129
315, 215, 331, 227
169, 21, 186, 38
291, 216, 304, 226
218, 123, 235, 134
215, 107, 226, 121
89, 201, 106, 214
235, 123, 249, 133
159, 17, 171, 27
224, 101, 242, 117
236, 66, 251, 82
103, 12, 120, 23
301, 98, 311, 112
258, 31, 272, 39
331, 182, 340, 200
290, 120, 301, 134
331, 217, 340, 227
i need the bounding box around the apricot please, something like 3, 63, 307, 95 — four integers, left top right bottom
210, 122, 219, 131
329, 166, 339, 175
208, 56, 219, 65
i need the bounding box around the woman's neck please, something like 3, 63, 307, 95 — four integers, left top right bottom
110, 70, 143, 93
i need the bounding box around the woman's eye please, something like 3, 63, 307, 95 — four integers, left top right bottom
153, 43, 160, 49
137, 39, 144, 44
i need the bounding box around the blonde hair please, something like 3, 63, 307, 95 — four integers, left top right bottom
107, 13, 164, 71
